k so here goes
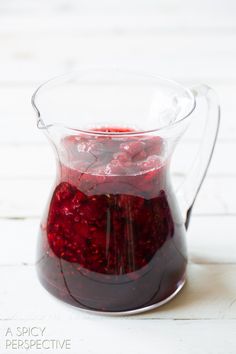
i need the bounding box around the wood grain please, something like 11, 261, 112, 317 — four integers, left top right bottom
0, 33, 236, 84
0, 318, 235, 354
0, 216, 235, 266
0, 264, 235, 321
0, 142, 234, 181
0, 83, 234, 145
0, 175, 234, 218
0, 1, 235, 352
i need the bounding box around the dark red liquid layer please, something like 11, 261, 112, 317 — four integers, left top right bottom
37, 128, 187, 312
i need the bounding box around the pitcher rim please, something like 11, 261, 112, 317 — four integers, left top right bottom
31, 68, 196, 136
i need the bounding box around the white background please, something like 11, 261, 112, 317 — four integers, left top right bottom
0, 1, 235, 353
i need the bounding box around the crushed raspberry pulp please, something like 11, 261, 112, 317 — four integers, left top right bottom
37, 128, 187, 312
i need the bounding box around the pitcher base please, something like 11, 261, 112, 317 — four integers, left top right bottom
54, 277, 186, 316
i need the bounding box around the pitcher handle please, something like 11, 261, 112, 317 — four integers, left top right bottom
177, 85, 220, 229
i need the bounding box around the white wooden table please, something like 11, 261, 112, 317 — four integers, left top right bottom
0, 1, 235, 353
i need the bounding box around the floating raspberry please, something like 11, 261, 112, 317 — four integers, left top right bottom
120, 140, 146, 157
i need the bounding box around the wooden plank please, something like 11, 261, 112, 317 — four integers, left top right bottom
0, 0, 234, 14
0, 264, 235, 321
0, 176, 233, 218
0, 82, 234, 144
188, 216, 236, 265
0, 145, 55, 180
0, 216, 235, 266
0, 219, 37, 266
0, 32, 234, 59
0, 34, 236, 84
1, 14, 236, 35
0, 0, 235, 31
0, 318, 235, 354
1, 107, 233, 144
0, 179, 52, 218
0, 141, 233, 180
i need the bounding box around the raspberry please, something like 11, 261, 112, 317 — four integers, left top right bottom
54, 182, 76, 202
104, 159, 127, 175
71, 190, 86, 208
144, 136, 163, 155
74, 222, 90, 239
120, 140, 146, 157
132, 150, 147, 162
139, 155, 162, 171
113, 151, 130, 163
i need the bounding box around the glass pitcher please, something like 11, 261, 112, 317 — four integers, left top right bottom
32, 69, 220, 314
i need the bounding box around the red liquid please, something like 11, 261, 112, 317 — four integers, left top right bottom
37, 128, 187, 312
